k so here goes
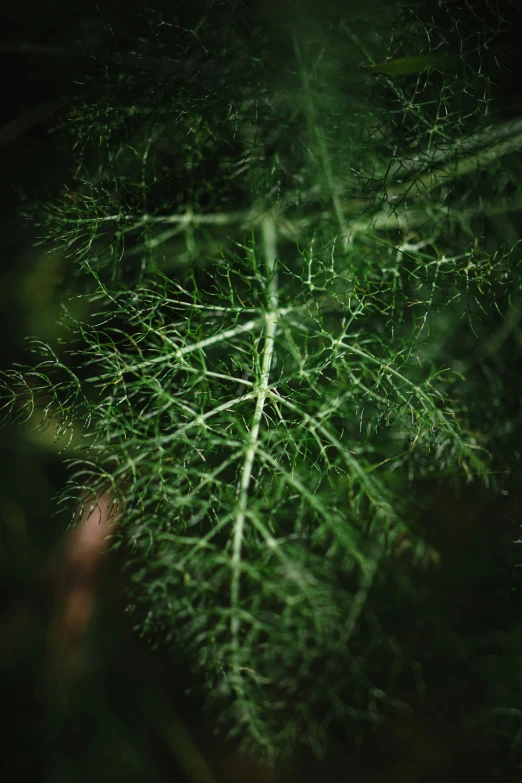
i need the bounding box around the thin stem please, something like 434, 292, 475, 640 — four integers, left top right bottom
229, 215, 279, 712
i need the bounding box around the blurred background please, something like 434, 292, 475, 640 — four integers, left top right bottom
2, 2, 522, 781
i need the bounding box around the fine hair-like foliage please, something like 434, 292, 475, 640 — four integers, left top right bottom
2, 0, 522, 761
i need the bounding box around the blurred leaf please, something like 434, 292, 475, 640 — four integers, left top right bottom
363, 53, 459, 76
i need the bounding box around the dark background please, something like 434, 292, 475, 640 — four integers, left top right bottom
2, 2, 522, 781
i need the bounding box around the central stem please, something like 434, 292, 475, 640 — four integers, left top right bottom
229, 215, 279, 708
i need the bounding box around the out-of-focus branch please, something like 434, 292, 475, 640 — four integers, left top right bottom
46, 484, 120, 702
46, 481, 220, 783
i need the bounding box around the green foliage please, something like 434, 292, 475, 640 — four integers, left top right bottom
2, 0, 522, 761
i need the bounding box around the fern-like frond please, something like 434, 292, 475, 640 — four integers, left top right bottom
2, 0, 521, 760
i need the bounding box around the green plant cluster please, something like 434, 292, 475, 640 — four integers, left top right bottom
2, 0, 522, 761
